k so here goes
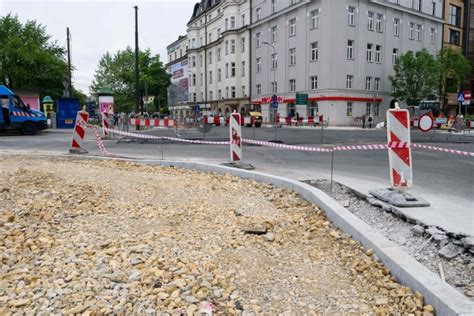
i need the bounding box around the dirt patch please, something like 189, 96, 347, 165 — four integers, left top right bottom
0, 155, 435, 314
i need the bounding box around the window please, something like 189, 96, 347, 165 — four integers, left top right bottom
271, 26, 278, 42
218, 89, 222, 99
217, 28, 221, 37
392, 48, 399, 65
310, 42, 318, 61
416, 0, 422, 11
449, 29, 461, 45
208, 51, 213, 64
347, 40, 354, 59
242, 86, 246, 97
192, 56, 196, 67
289, 18, 297, 36
256, 8, 261, 21
225, 63, 229, 78
376, 14, 383, 32
290, 0, 298, 4
366, 103, 371, 116
375, 77, 380, 91
271, 53, 278, 69
409, 22, 415, 40
416, 24, 422, 41
209, 91, 213, 101
256, 32, 261, 48
241, 14, 246, 26
311, 9, 319, 29
200, 73, 203, 85
241, 37, 245, 53
374, 103, 380, 116
230, 16, 236, 29
271, 81, 278, 93
231, 86, 236, 98
366, 77, 372, 90
271, 0, 277, 13
208, 33, 212, 43
347, 102, 353, 117
289, 79, 296, 92
225, 41, 229, 55
289, 48, 296, 66
193, 93, 196, 102
256, 84, 262, 95
231, 62, 236, 77
226, 87, 229, 98
256, 58, 262, 73
348, 7, 355, 26
368, 11, 374, 30
310, 76, 318, 90
209, 71, 213, 84
217, 48, 221, 62
394, 18, 400, 36
430, 28, 436, 44
230, 40, 236, 54
346, 75, 353, 89
192, 74, 196, 86
241, 61, 245, 77
432, 1, 436, 15
218, 69, 222, 82
367, 43, 374, 62
375, 45, 382, 63
449, 5, 461, 27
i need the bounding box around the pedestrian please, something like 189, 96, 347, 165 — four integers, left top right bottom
368, 115, 373, 128
361, 114, 366, 129
296, 112, 300, 126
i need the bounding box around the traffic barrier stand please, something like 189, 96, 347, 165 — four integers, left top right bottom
129, 118, 177, 129
101, 112, 115, 139
230, 113, 242, 162
69, 110, 89, 154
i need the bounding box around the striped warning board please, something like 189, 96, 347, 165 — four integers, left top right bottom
70, 111, 89, 153
387, 109, 413, 188
230, 113, 242, 162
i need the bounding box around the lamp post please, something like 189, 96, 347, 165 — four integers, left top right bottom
263, 41, 278, 141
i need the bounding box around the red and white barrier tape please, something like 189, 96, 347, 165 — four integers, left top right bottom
84, 125, 474, 158
91, 125, 115, 156
412, 143, 474, 157
104, 127, 229, 145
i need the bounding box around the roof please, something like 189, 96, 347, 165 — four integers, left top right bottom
188, 0, 222, 24
0, 85, 14, 96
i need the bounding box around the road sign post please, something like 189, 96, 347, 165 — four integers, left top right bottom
457, 92, 465, 115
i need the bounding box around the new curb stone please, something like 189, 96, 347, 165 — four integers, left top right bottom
3, 151, 473, 315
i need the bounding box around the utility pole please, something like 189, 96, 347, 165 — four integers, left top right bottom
67, 27, 72, 98
134, 6, 140, 114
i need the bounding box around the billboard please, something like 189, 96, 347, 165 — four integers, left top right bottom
167, 59, 188, 107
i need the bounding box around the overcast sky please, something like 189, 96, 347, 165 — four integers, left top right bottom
1, 0, 197, 94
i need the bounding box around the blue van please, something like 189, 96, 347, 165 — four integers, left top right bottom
0, 85, 47, 135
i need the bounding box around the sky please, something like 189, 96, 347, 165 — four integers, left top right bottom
0, 0, 197, 94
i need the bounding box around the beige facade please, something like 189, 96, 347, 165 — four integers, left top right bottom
186, 0, 251, 117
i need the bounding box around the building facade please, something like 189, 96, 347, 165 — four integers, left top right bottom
186, 0, 251, 117
466, 0, 474, 104
167, 35, 189, 121
250, 0, 444, 125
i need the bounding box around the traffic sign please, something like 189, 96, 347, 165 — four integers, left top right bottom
296, 93, 308, 105
435, 117, 447, 125
463, 91, 471, 106
194, 105, 201, 113
457, 92, 465, 103
271, 94, 278, 103
418, 113, 434, 132
271, 101, 279, 109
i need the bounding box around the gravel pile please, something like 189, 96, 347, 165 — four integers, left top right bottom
0, 155, 435, 314
306, 179, 473, 300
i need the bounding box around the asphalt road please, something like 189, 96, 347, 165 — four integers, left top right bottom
0, 126, 473, 236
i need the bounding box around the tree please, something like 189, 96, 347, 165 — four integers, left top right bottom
438, 47, 471, 109
90, 47, 170, 113
389, 49, 440, 106
0, 14, 69, 99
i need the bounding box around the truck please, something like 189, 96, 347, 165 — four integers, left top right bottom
0, 85, 48, 135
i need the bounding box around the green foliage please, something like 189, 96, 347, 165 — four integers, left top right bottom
389, 49, 440, 106
438, 47, 471, 92
90, 47, 171, 113
0, 14, 68, 99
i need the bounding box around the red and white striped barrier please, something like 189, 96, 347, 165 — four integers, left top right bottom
387, 109, 413, 188
91, 125, 115, 156
129, 118, 177, 128
102, 112, 110, 137
276, 117, 292, 126
203, 116, 223, 126
230, 113, 242, 162
70, 111, 89, 154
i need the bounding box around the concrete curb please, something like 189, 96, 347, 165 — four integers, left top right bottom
1, 151, 473, 315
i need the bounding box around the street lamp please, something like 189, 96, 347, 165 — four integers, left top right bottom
262, 41, 279, 141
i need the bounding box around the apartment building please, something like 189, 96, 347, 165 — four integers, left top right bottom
250, 0, 444, 125
468, 1, 474, 98
167, 35, 189, 120
186, 0, 251, 117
